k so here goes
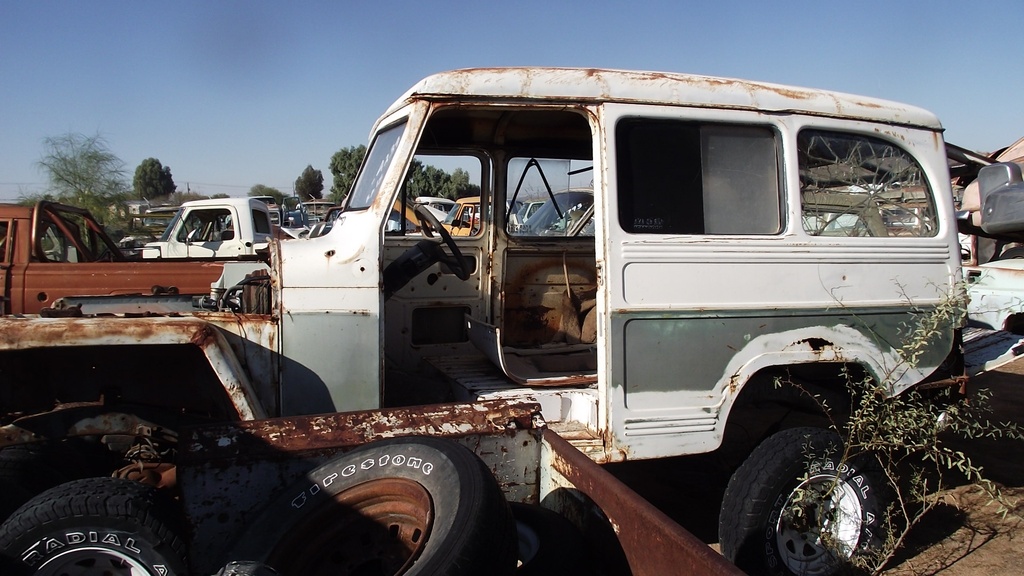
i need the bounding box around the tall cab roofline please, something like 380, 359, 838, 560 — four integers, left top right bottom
386, 67, 942, 130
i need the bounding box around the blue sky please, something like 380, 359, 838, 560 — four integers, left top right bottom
2, 1, 1022, 201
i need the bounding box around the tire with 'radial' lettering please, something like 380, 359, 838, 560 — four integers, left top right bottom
0, 476, 188, 576
719, 427, 893, 576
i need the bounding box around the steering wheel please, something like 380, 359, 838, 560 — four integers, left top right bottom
413, 204, 471, 280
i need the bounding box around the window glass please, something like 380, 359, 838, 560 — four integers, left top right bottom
506, 157, 594, 238
395, 153, 483, 236
0, 221, 10, 263
39, 221, 72, 262
799, 130, 936, 237
159, 209, 185, 242
252, 209, 272, 235
616, 119, 780, 234
177, 209, 233, 242
347, 121, 407, 211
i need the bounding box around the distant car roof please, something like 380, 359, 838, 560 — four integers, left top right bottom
415, 196, 455, 206
144, 205, 180, 215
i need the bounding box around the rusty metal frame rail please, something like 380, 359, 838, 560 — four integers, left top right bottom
544, 429, 745, 576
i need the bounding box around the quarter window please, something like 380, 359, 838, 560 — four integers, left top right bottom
252, 209, 272, 235
0, 221, 9, 263
616, 120, 781, 235
799, 130, 936, 237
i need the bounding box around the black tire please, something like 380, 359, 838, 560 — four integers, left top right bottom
0, 442, 117, 522
719, 427, 891, 576
996, 246, 1024, 260
0, 476, 37, 523
0, 476, 188, 576
510, 502, 590, 575
230, 436, 518, 576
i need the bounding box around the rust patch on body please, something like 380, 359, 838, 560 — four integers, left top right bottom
180, 399, 542, 463
797, 337, 833, 352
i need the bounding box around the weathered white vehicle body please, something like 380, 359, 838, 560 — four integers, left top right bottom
267, 68, 965, 461
964, 254, 1024, 332
142, 197, 274, 259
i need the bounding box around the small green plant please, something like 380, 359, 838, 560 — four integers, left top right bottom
778, 283, 1024, 574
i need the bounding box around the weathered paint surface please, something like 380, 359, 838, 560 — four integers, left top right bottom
965, 260, 1024, 332
386, 68, 942, 130
0, 315, 266, 421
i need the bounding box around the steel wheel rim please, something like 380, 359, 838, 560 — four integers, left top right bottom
775, 473, 864, 576
268, 477, 434, 576
35, 546, 153, 576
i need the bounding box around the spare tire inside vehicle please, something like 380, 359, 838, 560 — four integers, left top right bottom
511, 502, 591, 575
229, 436, 518, 576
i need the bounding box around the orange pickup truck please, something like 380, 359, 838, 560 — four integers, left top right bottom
0, 201, 229, 315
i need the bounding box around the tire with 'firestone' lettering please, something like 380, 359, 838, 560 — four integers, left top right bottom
0, 476, 188, 576
229, 435, 518, 576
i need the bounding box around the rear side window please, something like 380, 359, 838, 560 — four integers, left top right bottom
252, 208, 272, 235
0, 220, 10, 263
799, 130, 936, 237
616, 120, 781, 235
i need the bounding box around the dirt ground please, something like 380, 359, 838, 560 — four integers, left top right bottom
606, 359, 1024, 575
879, 360, 1024, 575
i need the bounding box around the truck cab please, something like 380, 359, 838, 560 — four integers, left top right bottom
142, 197, 274, 259
441, 195, 481, 237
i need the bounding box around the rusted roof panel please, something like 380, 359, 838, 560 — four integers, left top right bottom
386, 67, 942, 129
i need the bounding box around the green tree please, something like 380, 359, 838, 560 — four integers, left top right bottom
249, 184, 286, 206
448, 168, 480, 199
295, 165, 324, 201
133, 158, 176, 201
404, 163, 480, 201
33, 132, 130, 225
170, 190, 208, 204
328, 145, 365, 203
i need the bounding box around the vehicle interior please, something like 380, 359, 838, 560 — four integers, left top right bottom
381, 105, 599, 399
33, 203, 123, 263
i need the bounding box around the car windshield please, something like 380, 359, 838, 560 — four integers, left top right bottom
346, 120, 408, 211
158, 208, 186, 242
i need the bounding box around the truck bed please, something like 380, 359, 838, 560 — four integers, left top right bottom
177, 399, 743, 576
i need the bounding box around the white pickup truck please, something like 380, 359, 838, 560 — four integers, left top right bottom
142, 197, 275, 259
4, 68, 1024, 576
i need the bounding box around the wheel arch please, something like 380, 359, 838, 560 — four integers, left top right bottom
712, 347, 883, 464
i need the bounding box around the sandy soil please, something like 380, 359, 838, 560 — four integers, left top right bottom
606, 359, 1024, 575
878, 361, 1024, 575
